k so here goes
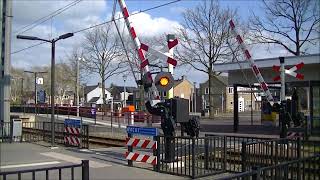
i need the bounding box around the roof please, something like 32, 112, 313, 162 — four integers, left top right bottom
216, 76, 228, 85
111, 86, 137, 93
214, 54, 320, 72
88, 97, 99, 103
84, 85, 98, 95
200, 75, 228, 86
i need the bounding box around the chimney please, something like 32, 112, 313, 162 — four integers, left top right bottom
182, 75, 186, 80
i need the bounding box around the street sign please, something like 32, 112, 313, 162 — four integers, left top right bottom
272, 62, 304, 81
126, 126, 158, 136
36, 77, 43, 85
64, 119, 81, 127
37, 90, 46, 103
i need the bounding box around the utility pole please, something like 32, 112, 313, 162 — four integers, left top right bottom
279, 57, 285, 101
17, 32, 74, 148
0, 0, 12, 124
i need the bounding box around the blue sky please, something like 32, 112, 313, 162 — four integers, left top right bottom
11, 0, 318, 88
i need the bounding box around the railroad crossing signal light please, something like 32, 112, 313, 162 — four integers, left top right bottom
155, 72, 174, 92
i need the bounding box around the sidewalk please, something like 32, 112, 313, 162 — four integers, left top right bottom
0, 142, 186, 180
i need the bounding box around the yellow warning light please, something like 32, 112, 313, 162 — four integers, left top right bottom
160, 77, 169, 86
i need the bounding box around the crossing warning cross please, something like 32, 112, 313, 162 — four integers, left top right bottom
272, 62, 304, 81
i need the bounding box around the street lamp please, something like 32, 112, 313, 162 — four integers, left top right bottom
76, 57, 86, 117
17, 32, 74, 148
24, 70, 47, 114
123, 74, 127, 108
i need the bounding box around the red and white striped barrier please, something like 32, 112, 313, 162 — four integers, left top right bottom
273, 62, 304, 81
118, 0, 152, 83
126, 137, 157, 150
125, 152, 157, 165
64, 136, 81, 146
65, 126, 80, 135
229, 20, 274, 102
64, 126, 81, 146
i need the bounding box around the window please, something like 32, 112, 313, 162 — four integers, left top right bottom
180, 93, 184, 98
205, 88, 209, 94
162, 91, 167, 97
228, 87, 234, 94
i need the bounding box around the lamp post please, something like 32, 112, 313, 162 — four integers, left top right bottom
123, 74, 127, 108
17, 32, 74, 148
76, 57, 85, 117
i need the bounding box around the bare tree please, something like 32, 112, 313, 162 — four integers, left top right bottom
176, 0, 237, 118
250, 0, 320, 56
64, 47, 88, 105
82, 24, 125, 107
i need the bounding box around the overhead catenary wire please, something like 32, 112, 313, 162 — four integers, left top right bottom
14, 0, 82, 35
73, 0, 182, 34
12, 0, 182, 55
11, 42, 47, 54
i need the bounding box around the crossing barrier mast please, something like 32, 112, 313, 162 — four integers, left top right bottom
229, 20, 274, 102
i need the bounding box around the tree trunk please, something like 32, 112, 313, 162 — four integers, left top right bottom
102, 79, 106, 112
208, 70, 215, 119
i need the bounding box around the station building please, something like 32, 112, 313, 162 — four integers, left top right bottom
214, 54, 320, 135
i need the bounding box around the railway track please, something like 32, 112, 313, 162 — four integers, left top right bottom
89, 136, 125, 147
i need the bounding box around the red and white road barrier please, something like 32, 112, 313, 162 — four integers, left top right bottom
125, 152, 157, 165
65, 126, 80, 135
64, 126, 81, 146
126, 137, 157, 150
229, 20, 274, 102
273, 62, 304, 81
64, 136, 81, 146
118, 0, 152, 82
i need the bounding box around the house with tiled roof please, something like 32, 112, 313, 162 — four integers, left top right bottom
83, 83, 111, 106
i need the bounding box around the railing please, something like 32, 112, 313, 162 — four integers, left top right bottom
242, 138, 320, 172
217, 154, 320, 180
22, 122, 89, 149
1, 121, 89, 149
0, 160, 89, 180
10, 104, 160, 124
205, 134, 271, 173
157, 135, 227, 179
0, 122, 13, 142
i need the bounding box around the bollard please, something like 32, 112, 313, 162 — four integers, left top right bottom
82, 160, 89, 180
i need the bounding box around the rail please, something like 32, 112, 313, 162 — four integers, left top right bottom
217, 154, 320, 180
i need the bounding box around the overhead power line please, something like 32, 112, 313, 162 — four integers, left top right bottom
14, 0, 82, 35
12, 0, 182, 55
11, 42, 47, 54
73, 0, 181, 34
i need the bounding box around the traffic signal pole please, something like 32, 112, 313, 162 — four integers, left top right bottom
167, 34, 175, 99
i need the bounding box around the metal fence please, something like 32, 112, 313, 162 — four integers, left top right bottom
205, 134, 271, 173
242, 138, 320, 172
0, 160, 89, 180
1, 122, 89, 149
0, 122, 13, 142
157, 135, 224, 179
217, 154, 320, 180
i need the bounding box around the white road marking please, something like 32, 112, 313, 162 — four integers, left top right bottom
40, 152, 111, 168
0, 161, 60, 169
